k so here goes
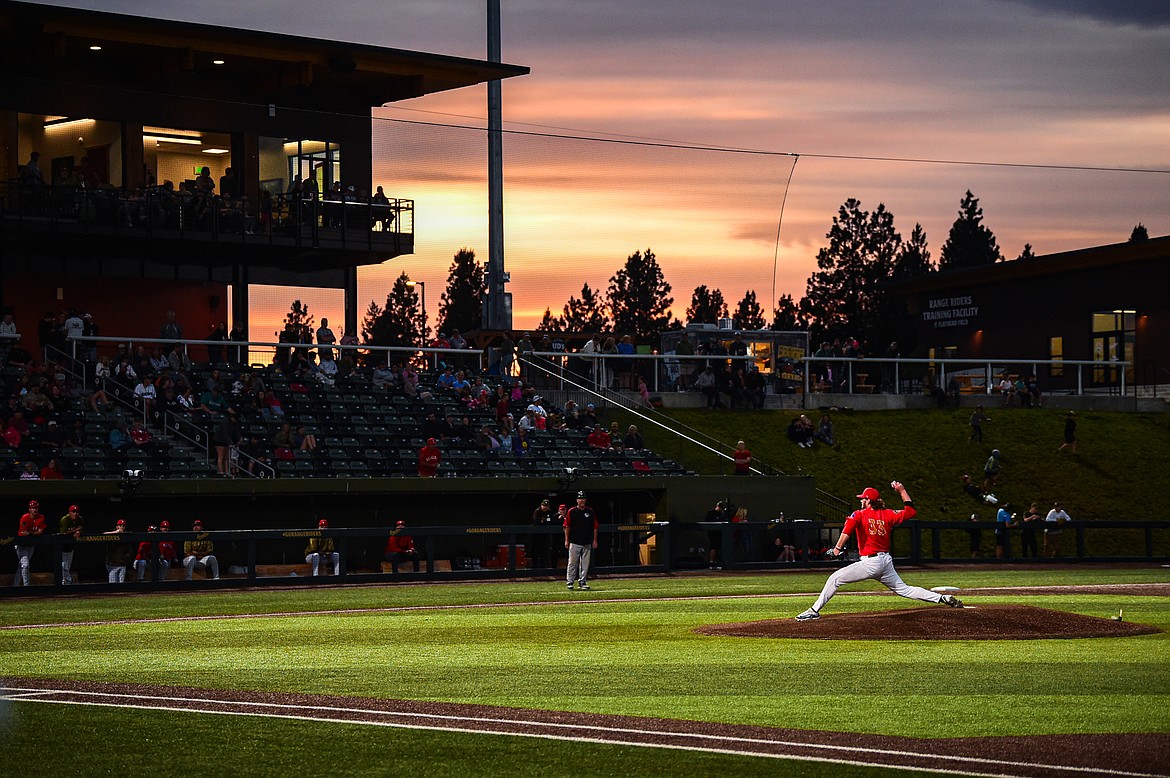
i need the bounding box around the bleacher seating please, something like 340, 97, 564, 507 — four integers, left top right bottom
0, 357, 692, 481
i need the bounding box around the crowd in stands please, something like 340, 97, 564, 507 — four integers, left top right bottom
12, 151, 402, 239
0, 310, 687, 481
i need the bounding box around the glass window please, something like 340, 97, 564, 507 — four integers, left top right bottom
1049, 337, 1063, 377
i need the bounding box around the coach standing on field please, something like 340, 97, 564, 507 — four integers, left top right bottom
796, 480, 962, 620
564, 491, 598, 591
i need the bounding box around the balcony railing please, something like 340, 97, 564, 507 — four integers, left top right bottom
0, 180, 413, 253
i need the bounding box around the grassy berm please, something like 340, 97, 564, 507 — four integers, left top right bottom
610, 404, 1170, 523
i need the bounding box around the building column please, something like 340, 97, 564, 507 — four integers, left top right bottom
232, 262, 250, 340
344, 265, 358, 340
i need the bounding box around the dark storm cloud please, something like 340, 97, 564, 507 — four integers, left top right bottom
1002, 0, 1170, 27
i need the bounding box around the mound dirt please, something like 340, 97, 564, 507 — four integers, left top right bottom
696, 604, 1162, 640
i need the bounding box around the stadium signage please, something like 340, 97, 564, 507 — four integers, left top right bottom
283, 530, 322, 538
923, 295, 979, 329
467, 527, 502, 534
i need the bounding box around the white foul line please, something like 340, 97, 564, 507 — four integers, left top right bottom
1, 686, 1162, 778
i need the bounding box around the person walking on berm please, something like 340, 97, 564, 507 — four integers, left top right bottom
796, 480, 962, 621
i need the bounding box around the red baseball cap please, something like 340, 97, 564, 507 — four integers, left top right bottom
318, 519, 329, 528
69, 505, 80, 512
427, 437, 437, 446
28, 500, 39, 509
160, 520, 170, 530
192, 520, 204, 529
396, 520, 405, 527
856, 487, 881, 501
116, 519, 126, 526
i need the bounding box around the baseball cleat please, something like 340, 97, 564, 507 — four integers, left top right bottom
941, 594, 963, 608
795, 608, 820, 621
579, 583, 590, 590
566, 583, 573, 590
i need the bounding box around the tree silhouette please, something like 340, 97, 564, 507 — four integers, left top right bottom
364, 273, 424, 348
686, 285, 727, 324
939, 190, 1001, 270
892, 223, 933, 280
438, 248, 484, 336
734, 290, 766, 330
1016, 243, 1035, 261
535, 308, 565, 333
607, 248, 673, 344
802, 198, 902, 346
771, 293, 805, 331
282, 300, 314, 342
1130, 223, 1149, 241
560, 282, 608, 333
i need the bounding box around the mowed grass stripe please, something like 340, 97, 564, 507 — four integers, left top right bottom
2, 583, 1167, 737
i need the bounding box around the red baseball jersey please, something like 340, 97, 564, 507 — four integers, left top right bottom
842, 503, 916, 556
733, 448, 752, 474
18, 512, 46, 536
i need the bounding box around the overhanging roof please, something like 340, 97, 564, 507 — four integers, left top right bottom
0, 1, 528, 112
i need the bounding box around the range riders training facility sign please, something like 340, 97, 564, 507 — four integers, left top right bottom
922, 295, 979, 329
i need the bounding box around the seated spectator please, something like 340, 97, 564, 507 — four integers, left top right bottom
787, 415, 814, 448
183, 520, 220, 580
133, 375, 157, 413
384, 520, 421, 573
2, 418, 22, 450
19, 461, 40, 480
128, 420, 154, 449
40, 456, 64, 479
587, 425, 611, 450
89, 356, 112, 411
476, 424, 500, 453
200, 385, 230, 415
176, 386, 198, 415
238, 434, 271, 476
1026, 374, 1042, 407
372, 362, 398, 390
272, 423, 295, 459
517, 409, 538, 433
41, 419, 66, 451
261, 390, 284, 420
512, 425, 530, 457
148, 347, 170, 374
694, 366, 719, 408
922, 368, 947, 408
1015, 376, 1031, 408
622, 424, 644, 450
294, 424, 317, 453
813, 414, 836, 447
6, 338, 33, 371
997, 373, 1015, 406
109, 421, 132, 452
66, 420, 87, 448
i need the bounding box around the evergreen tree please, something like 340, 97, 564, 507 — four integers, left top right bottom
734, 290, 766, 330
685, 285, 728, 324
939, 190, 1002, 270
1130, 223, 1149, 241
892, 223, 933, 280
282, 300, 314, 342
364, 273, 424, 348
801, 198, 902, 346
535, 308, 564, 333
771, 293, 804, 330
1016, 243, 1035, 261
360, 300, 383, 345
437, 248, 484, 336
561, 282, 608, 333
607, 248, 673, 344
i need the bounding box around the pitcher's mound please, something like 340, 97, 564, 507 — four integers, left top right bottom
696, 604, 1162, 640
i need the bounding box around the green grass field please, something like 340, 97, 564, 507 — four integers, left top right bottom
2, 568, 1168, 776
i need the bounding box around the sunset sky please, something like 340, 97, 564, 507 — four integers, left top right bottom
56, 0, 1170, 335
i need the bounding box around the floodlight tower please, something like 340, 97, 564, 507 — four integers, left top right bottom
484, 0, 512, 331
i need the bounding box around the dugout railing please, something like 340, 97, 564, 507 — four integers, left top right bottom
5, 519, 1168, 594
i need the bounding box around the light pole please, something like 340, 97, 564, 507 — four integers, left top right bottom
405, 279, 426, 343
